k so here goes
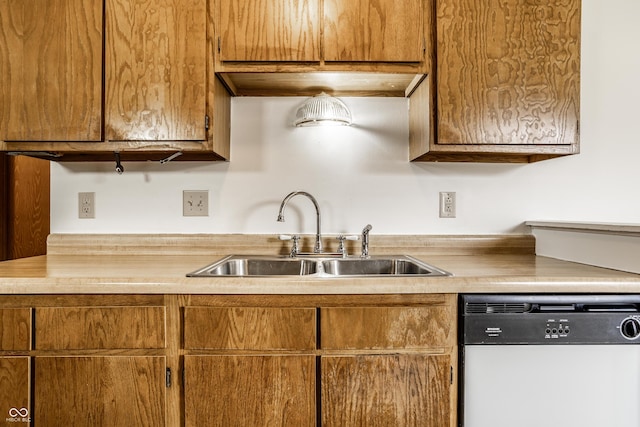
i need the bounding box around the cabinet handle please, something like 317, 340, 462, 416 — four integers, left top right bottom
166, 368, 172, 388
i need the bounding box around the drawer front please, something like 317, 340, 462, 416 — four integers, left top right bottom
184, 307, 316, 351
321, 305, 455, 350
0, 308, 32, 351
35, 307, 166, 350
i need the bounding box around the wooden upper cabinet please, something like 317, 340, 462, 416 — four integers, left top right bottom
106, 0, 207, 141
436, 0, 580, 146
323, 0, 424, 62
217, 0, 320, 62
0, 0, 102, 141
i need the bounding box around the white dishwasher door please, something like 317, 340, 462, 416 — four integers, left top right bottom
463, 345, 640, 427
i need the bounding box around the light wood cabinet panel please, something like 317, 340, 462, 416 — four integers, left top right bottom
321, 305, 455, 350
435, 0, 580, 146
217, 0, 320, 62
35, 306, 166, 350
184, 355, 316, 426
184, 307, 316, 350
0, 0, 102, 141
106, 0, 207, 141
323, 0, 424, 62
35, 356, 166, 426
0, 357, 31, 425
0, 308, 31, 351
322, 354, 451, 426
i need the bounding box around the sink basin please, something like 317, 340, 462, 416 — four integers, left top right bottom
188, 255, 451, 277
187, 255, 318, 277
321, 256, 450, 276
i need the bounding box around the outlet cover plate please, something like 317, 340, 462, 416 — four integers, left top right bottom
439, 191, 456, 218
78, 192, 95, 219
183, 190, 209, 216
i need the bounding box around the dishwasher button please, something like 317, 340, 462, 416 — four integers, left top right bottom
620, 317, 640, 339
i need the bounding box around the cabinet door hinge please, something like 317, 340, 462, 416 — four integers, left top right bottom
205, 115, 210, 131
166, 367, 172, 388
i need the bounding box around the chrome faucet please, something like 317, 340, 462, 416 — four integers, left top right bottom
277, 191, 323, 253
361, 224, 372, 258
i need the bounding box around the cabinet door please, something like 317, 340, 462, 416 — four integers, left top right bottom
184, 355, 316, 426
436, 0, 580, 145
35, 356, 166, 426
323, 0, 424, 62
0, 0, 102, 141
106, 0, 207, 141
0, 357, 31, 425
322, 354, 451, 427
217, 0, 320, 62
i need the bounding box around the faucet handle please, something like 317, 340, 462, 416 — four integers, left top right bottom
279, 234, 300, 257
336, 235, 359, 257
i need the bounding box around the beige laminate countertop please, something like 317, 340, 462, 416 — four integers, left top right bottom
1, 253, 639, 295
1, 234, 638, 295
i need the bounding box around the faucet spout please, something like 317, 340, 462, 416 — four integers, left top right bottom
277, 191, 323, 253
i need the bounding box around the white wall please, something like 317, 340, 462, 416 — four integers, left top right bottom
50, 0, 640, 236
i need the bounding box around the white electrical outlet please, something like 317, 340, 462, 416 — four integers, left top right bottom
78, 192, 95, 219
183, 190, 209, 216
439, 192, 456, 218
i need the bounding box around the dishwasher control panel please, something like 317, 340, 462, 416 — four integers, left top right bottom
461, 294, 640, 345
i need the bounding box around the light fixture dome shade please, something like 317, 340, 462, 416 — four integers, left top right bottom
294, 92, 352, 127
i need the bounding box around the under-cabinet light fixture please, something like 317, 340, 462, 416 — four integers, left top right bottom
294, 92, 352, 127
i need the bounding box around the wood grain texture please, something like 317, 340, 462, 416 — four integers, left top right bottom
0, 157, 6, 261
185, 355, 316, 426
324, 0, 424, 62
0, 308, 31, 351
35, 306, 166, 350
436, 0, 580, 145
0, 0, 102, 141
7, 156, 49, 260
0, 357, 30, 423
321, 302, 455, 350
218, 0, 320, 62
184, 307, 316, 350
106, 0, 207, 141
35, 356, 165, 426
209, 77, 231, 159
322, 354, 450, 426
409, 76, 432, 160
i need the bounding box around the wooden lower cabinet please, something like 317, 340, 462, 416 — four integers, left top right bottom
0, 294, 456, 426
0, 357, 31, 426
181, 295, 457, 426
322, 354, 451, 426
184, 355, 316, 426
34, 356, 166, 426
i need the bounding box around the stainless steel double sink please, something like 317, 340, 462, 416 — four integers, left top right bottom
187, 254, 451, 278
